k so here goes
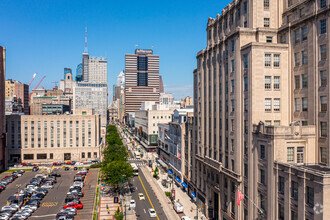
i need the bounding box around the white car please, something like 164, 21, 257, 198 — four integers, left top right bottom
41, 184, 54, 189
181, 217, 191, 220
129, 200, 136, 208
148, 208, 156, 218
1, 206, 16, 212
0, 215, 9, 220
22, 205, 37, 211
60, 207, 77, 215
20, 207, 34, 213
12, 214, 27, 219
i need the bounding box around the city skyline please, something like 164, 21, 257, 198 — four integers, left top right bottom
0, 0, 232, 100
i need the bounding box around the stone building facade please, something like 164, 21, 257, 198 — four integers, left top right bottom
192, 0, 330, 219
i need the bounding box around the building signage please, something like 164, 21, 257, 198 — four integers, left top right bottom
135, 49, 153, 55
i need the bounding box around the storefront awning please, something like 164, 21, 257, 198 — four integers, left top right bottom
175, 177, 182, 183
181, 182, 187, 188
168, 169, 173, 175
191, 192, 196, 198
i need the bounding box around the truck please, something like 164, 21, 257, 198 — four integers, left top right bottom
173, 202, 184, 213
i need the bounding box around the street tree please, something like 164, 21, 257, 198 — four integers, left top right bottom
102, 161, 133, 187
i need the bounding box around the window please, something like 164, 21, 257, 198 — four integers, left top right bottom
231, 100, 235, 112
291, 181, 298, 200
260, 145, 265, 159
260, 169, 266, 185
294, 30, 300, 44
274, 120, 281, 126
137, 72, 148, 86
288, 0, 292, 6
231, 40, 235, 52
244, 21, 247, 27
320, 45, 327, 61
231, 80, 235, 92
302, 51, 308, 65
264, 0, 269, 9
320, 19, 327, 34
137, 56, 148, 71
306, 186, 314, 206
294, 53, 300, 66
320, 96, 327, 112
302, 74, 308, 88
297, 147, 304, 163
302, 98, 308, 111
321, 147, 328, 163
265, 54, 271, 67
295, 98, 300, 112
88, 152, 91, 158
244, 98, 248, 112
82, 152, 85, 158
231, 60, 235, 72
321, 122, 327, 137
244, 77, 248, 91
273, 54, 280, 67
274, 76, 280, 89
279, 176, 284, 194
264, 18, 270, 27
24, 154, 34, 160
50, 153, 53, 159
280, 35, 286, 43
302, 121, 308, 126
244, 164, 248, 177
265, 76, 271, 89
274, 98, 280, 111
321, 0, 327, 8
244, 55, 248, 69
320, 70, 327, 87
244, 2, 247, 13
301, 27, 308, 41
287, 147, 294, 162
265, 98, 271, 111
266, 36, 272, 43
265, 120, 271, 126
37, 154, 47, 159
295, 75, 300, 89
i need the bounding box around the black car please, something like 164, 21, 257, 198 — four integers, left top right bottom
32, 167, 39, 172
49, 173, 61, 177
30, 194, 43, 200
26, 200, 40, 207
73, 167, 78, 170
65, 195, 80, 203
56, 212, 74, 220
65, 167, 70, 171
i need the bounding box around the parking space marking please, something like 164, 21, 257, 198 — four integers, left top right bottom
41, 202, 58, 207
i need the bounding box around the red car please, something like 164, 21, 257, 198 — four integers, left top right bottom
63, 202, 83, 210
20, 162, 27, 166
66, 161, 72, 165
53, 162, 60, 166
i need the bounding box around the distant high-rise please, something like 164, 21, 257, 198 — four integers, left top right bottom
116, 71, 125, 88
124, 49, 160, 115
0, 46, 6, 170
64, 68, 72, 79
159, 75, 164, 93
82, 26, 89, 82
88, 56, 107, 83
76, 63, 83, 82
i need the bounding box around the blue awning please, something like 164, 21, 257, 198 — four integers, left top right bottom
181, 182, 187, 188
175, 177, 182, 183
168, 170, 173, 175
191, 192, 196, 198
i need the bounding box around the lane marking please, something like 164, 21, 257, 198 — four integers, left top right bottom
30, 214, 57, 218
144, 208, 146, 213
41, 202, 58, 207
138, 175, 160, 220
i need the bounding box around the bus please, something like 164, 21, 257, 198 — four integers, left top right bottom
131, 163, 139, 176
134, 151, 141, 160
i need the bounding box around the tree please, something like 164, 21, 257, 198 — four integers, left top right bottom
103, 144, 127, 163
153, 167, 159, 178
102, 161, 133, 187
114, 207, 123, 220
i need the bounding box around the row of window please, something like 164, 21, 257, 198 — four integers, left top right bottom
265, 76, 280, 90
152, 115, 171, 119
264, 54, 280, 67
265, 98, 280, 112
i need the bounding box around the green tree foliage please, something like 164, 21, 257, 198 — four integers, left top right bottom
114, 207, 123, 220
102, 161, 134, 187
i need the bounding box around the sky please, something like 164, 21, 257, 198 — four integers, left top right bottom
0, 0, 231, 100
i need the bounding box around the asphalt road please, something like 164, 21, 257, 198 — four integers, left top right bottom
29, 168, 76, 220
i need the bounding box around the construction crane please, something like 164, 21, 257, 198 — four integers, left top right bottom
29, 76, 46, 100
28, 73, 37, 87
52, 81, 58, 89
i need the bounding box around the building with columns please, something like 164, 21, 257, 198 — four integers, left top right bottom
192, 0, 330, 219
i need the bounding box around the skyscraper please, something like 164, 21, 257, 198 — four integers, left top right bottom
159, 75, 164, 93
124, 49, 160, 115
116, 71, 125, 88
76, 63, 83, 82
0, 46, 6, 170
88, 56, 107, 83
64, 68, 72, 79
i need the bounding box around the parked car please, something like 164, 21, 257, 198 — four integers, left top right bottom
49, 173, 61, 177
32, 167, 39, 172
63, 202, 83, 210
41, 184, 54, 189
73, 167, 78, 170
65, 167, 70, 171
129, 200, 136, 208
55, 212, 74, 220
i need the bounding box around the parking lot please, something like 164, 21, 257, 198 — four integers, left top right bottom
0, 167, 99, 220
